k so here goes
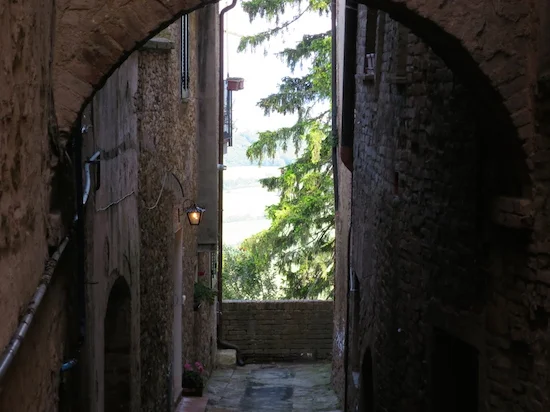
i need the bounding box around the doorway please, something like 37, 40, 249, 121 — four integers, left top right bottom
104, 277, 131, 412
358, 349, 374, 411
431, 328, 478, 412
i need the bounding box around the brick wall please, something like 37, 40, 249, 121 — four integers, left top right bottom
223, 300, 333, 362
349, 11, 489, 410
343, 9, 540, 412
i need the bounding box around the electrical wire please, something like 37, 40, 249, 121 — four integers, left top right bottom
145, 172, 169, 210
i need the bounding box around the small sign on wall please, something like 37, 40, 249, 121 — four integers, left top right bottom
173, 204, 184, 233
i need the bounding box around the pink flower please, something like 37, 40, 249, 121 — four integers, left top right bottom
184, 363, 193, 371
195, 361, 204, 373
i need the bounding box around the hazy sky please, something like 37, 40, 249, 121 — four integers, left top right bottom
221, 0, 331, 135
220, 1, 331, 245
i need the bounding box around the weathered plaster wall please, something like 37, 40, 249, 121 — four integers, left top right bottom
347, 11, 540, 411
0, 1, 72, 410
83, 54, 141, 412
196, 4, 220, 249
331, 0, 352, 400
223, 301, 333, 362
0, 253, 72, 412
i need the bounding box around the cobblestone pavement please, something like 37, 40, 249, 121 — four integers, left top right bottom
205, 362, 342, 412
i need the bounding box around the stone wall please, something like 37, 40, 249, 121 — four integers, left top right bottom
137, 19, 200, 411
345, 10, 539, 412
136, 12, 218, 409
0, 0, 74, 410
223, 301, 333, 362
77, 13, 218, 411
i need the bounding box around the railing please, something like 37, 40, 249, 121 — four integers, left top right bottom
223, 84, 233, 146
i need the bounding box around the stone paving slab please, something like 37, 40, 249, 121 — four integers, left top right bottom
175, 395, 209, 412
206, 362, 342, 412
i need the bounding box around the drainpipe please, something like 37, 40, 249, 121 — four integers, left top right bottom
74, 122, 87, 350
340, 0, 357, 173
217, 0, 245, 366
331, 0, 339, 211
342, 0, 357, 408
0, 234, 72, 380
0, 125, 97, 380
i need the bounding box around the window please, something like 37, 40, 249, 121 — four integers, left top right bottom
181, 14, 190, 98
364, 8, 378, 77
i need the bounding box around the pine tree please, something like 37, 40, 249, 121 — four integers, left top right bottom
235, 0, 334, 299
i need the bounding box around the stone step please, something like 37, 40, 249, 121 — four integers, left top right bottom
216, 349, 236, 368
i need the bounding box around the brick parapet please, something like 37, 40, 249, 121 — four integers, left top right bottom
222, 300, 333, 362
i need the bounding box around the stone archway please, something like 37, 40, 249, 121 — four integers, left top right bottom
104, 277, 132, 412
341, 0, 534, 195
53, 0, 536, 138
53, 0, 217, 132
355, 0, 533, 139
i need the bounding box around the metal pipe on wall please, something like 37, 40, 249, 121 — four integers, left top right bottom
331, 0, 339, 212
340, 0, 357, 174
342, 0, 358, 408
0, 125, 100, 380
0, 235, 72, 380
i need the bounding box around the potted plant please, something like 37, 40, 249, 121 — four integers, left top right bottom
193, 282, 217, 311
182, 361, 205, 396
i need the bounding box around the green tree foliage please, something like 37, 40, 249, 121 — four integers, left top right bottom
222, 245, 280, 300
232, 0, 334, 299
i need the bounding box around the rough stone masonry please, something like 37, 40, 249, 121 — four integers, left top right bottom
333, 5, 550, 411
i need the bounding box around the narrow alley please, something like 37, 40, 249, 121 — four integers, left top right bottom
2, 0, 550, 411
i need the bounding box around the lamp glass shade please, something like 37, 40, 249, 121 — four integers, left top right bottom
186, 205, 205, 225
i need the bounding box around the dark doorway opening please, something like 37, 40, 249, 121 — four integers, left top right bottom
358, 349, 374, 411
104, 277, 131, 412
432, 328, 478, 412
351, 274, 361, 370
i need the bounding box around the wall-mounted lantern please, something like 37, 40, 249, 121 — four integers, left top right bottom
186, 204, 205, 226
177, 200, 205, 226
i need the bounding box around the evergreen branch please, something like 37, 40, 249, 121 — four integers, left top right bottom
256, 75, 327, 116
277, 31, 331, 71
241, 0, 300, 23
237, 6, 311, 52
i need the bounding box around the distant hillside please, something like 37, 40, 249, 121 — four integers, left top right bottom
225, 130, 297, 167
